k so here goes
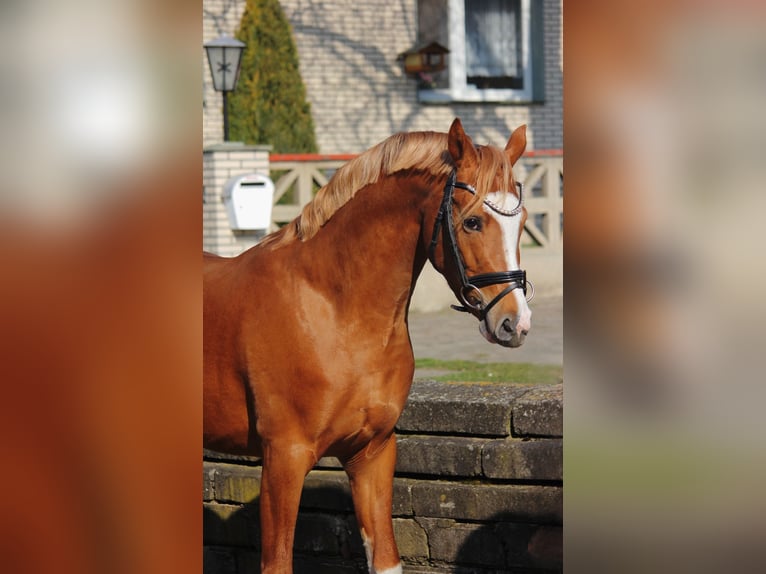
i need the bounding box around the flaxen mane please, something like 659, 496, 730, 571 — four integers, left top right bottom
260, 131, 515, 250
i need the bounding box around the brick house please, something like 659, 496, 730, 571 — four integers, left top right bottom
203, 0, 562, 153
203, 0, 562, 300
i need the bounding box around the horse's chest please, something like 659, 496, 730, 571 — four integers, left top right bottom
328, 397, 403, 457
359, 401, 400, 434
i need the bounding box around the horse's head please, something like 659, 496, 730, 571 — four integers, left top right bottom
427, 118, 532, 348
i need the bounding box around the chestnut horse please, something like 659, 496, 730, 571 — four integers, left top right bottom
203, 118, 532, 573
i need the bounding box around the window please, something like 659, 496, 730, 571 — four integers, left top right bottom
417, 0, 541, 103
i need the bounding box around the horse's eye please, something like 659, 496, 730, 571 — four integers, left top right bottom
463, 216, 483, 232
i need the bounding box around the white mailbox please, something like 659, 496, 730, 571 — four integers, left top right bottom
222, 173, 275, 230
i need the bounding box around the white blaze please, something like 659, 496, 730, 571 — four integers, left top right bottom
483, 192, 531, 331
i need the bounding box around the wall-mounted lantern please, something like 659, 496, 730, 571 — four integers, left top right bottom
204, 35, 246, 142
398, 42, 449, 76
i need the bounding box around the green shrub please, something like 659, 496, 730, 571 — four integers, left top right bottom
229, 0, 318, 153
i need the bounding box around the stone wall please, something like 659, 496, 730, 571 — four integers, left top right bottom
203, 381, 563, 573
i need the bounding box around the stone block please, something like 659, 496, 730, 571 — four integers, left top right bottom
411, 482, 562, 524
301, 470, 354, 512
393, 518, 429, 559
233, 549, 260, 574
203, 546, 237, 574
392, 478, 415, 516
482, 438, 563, 481
203, 465, 215, 501
412, 519, 562, 571
296, 512, 365, 561
203, 502, 259, 548
211, 462, 262, 503
494, 522, 536, 568
527, 525, 563, 570
396, 435, 485, 477
337, 513, 366, 558
397, 380, 530, 437
315, 456, 343, 469
294, 513, 343, 555
495, 523, 562, 570
512, 385, 563, 437
294, 556, 364, 574
204, 449, 261, 465
419, 518, 505, 567
316, 561, 365, 574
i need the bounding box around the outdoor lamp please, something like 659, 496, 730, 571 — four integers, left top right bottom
204, 35, 246, 142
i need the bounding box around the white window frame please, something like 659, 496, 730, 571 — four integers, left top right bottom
419, 0, 533, 103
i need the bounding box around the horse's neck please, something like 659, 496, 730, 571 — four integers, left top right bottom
286, 177, 432, 321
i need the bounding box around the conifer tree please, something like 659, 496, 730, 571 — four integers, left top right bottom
228, 0, 318, 153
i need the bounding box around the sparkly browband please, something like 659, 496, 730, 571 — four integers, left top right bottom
457, 180, 524, 217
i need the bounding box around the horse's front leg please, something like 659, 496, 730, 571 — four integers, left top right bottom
259, 440, 316, 574
344, 434, 402, 574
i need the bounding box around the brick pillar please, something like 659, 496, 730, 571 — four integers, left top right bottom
203, 142, 272, 257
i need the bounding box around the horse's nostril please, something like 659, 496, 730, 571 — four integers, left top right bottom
521, 329, 529, 337
501, 319, 513, 334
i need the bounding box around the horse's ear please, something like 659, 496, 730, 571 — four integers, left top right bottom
505, 125, 527, 166
448, 118, 479, 169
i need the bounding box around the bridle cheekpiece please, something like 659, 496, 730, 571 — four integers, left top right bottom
428, 171, 534, 323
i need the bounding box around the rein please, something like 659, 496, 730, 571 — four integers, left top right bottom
428, 171, 534, 322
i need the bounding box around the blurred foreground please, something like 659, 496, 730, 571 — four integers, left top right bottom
0, 2, 201, 574
565, 1, 766, 572
0, 1, 764, 573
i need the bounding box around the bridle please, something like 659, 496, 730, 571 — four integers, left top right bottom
428, 171, 534, 323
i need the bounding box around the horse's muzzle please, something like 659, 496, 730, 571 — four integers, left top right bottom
482, 312, 530, 348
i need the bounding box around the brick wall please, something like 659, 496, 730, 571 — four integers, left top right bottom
529, 0, 564, 147
202, 0, 562, 152
203, 143, 272, 256
203, 381, 563, 573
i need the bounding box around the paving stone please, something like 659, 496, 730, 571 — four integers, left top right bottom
408, 294, 563, 367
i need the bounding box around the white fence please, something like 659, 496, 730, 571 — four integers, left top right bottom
269, 152, 563, 254
203, 148, 562, 305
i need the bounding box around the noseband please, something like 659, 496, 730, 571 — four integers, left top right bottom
428, 171, 534, 322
